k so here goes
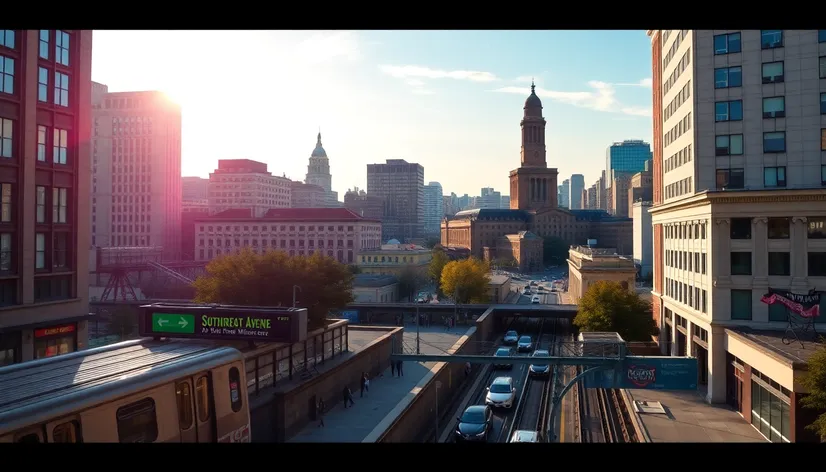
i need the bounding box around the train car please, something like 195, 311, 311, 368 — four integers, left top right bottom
0, 339, 251, 443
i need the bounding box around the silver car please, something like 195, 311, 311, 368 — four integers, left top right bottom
503, 330, 519, 345
510, 430, 541, 442
517, 335, 533, 352
485, 376, 516, 409
529, 349, 551, 377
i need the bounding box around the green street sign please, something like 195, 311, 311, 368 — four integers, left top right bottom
152, 313, 195, 334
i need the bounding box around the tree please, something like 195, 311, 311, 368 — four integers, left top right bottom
543, 235, 569, 265
347, 264, 362, 275
573, 281, 657, 342
429, 250, 450, 287
424, 236, 442, 249
800, 344, 826, 440
440, 258, 491, 304
193, 248, 354, 329
397, 266, 427, 302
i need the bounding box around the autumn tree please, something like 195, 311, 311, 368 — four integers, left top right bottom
347, 264, 362, 275
429, 250, 450, 288
573, 280, 657, 342
543, 235, 569, 265
800, 344, 826, 440
440, 257, 491, 304
193, 248, 354, 329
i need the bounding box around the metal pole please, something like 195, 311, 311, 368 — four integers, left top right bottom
434, 381, 441, 443
416, 301, 420, 355
292, 285, 301, 308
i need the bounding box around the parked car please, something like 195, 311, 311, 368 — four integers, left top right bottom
503, 330, 519, 345
494, 347, 513, 369
517, 335, 533, 352
529, 349, 551, 378
454, 405, 492, 442
485, 376, 517, 409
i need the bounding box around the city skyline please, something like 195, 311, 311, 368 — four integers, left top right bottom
91, 30, 654, 197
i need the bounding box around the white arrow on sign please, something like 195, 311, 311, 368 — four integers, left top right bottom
158, 319, 168, 326
179, 317, 189, 328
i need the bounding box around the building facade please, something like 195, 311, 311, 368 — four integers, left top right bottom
180, 202, 209, 260
193, 208, 382, 265
628, 168, 653, 213
633, 201, 653, 278
343, 188, 384, 220
559, 179, 570, 208
610, 171, 634, 217
290, 181, 326, 208
423, 181, 443, 236
478, 187, 502, 209
351, 274, 399, 303
568, 174, 585, 210
182, 176, 208, 201
605, 139, 652, 182
91, 87, 182, 259
305, 132, 338, 206
567, 246, 637, 304
208, 159, 291, 217
648, 29, 826, 442
356, 243, 432, 277
366, 159, 424, 242
0, 30, 93, 365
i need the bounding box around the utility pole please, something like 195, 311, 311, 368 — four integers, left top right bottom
415, 286, 420, 354
292, 285, 302, 308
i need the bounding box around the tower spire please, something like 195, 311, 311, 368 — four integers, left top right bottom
531, 78, 535, 93
317, 128, 322, 146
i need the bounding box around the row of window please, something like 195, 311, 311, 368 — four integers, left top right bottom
664, 277, 708, 314
664, 222, 707, 240
199, 224, 361, 233
0, 275, 72, 307
715, 61, 786, 90
0, 231, 70, 273
716, 165, 826, 190
198, 247, 354, 264
0, 183, 69, 226
729, 216, 826, 240
664, 176, 692, 200
713, 30, 826, 56
731, 251, 826, 277
663, 143, 692, 174
0, 117, 74, 165
665, 249, 708, 275
730, 288, 826, 322
715, 96, 824, 125
663, 112, 692, 148
200, 238, 355, 249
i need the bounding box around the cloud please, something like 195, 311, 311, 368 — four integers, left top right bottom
294, 31, 361, 64
493, 80, 652, 117
379, 65, 499, 83
514, 75, 536, 83
614, 78, 652, 88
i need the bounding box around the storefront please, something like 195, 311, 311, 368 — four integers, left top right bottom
0, 331, 21, 366
33, 322, 77, 360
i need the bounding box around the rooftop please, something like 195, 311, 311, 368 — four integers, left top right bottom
199, 208, 380, 223
353, 274, 398, 288
726, 326, 825, 367
451, 208, 530, 221
489, 274, 511, 285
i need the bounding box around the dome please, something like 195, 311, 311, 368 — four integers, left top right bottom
523, 82, 543, 112
311, 132, 327, 158
386, 238, 401, 245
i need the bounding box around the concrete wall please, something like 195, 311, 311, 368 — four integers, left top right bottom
249, 326, 401, 442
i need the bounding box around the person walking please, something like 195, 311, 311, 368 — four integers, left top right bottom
317, 398, 326, 427
360, 372, 367, 398
397, 360, 404, 377
391, 360, 396, 377
342, 385, 354, 408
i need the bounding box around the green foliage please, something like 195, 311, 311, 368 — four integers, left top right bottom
493, 258, 518, 269
573, 281, 656, 342
429, 250, 450, 285
193, 248, 353, 328
347, 264, 362, 275
543, 236, 569, 265
440, 257, 491, 304
424, 236, 442, 249
397, 266, 427, 301
800, 343, 826, 440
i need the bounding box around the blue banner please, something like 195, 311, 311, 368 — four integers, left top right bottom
582, 356, 698, 390
338, 310, 360, 323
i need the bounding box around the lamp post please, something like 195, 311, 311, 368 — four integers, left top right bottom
415, 286, 420, 354
292, 285, 302, 308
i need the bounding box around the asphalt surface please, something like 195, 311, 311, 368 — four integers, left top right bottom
513, 319, 557, 435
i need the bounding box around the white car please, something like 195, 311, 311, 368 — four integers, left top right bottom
531, 296, 541, 304
485, 376, 516, 409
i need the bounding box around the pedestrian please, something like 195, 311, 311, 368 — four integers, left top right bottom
391, 360, 396, 377
465, 361, 471, 378
317, 398, 326, 427
360, 372, 367, 397
397, 360, 404, 377
342, 385, 354, 408
365, 375, 370, 392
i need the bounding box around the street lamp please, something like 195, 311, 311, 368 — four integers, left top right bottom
292, 285, 302, 308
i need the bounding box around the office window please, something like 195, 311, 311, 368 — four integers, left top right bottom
809, 217, 826, 239
52, 188, 67, 223
821, 57, 826, 79
768, 217, 790, 239
37, 126, 47, 161
0, 30, 14, 50
715, 100, 743, 122
762, 62, 784, 84
715, 66, 742, 88
822, 93, 826, 115
53, 232, 68, 269
731, 252, 752, 276
768, 252, 790, 276
810, 253, 826, 277
714, 32, 741, 55
0, 232, 10, 272
35, 186, 46, 223
55, 30, 69, 67
822, 129, 826, 151
0, 183, 11, 222
54, 72, 69, 107
761, 30, 783, 49
731, 289, 753, 320
820, 30, 826, 43
730, 218, 752, 239
0, 118, 11, 158
764, 166, 786, 187
0, 55, 13, 95
715, 134, 743, 156
769, 302, 788, 322
35, 233, 46, 269
53, 129, 67, 164
37, 67, 48, 102
762, 97, 785, 119
764, 132, 786, 153
39, 30, 49, 59
716, 168, 744, 189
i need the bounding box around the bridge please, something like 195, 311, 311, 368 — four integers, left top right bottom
342, 302, 578, 318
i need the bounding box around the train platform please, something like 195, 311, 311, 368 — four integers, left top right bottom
288, 326, 467, 443
627, 389, 766, 442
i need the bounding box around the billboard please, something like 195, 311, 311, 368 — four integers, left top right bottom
338, 310, 360, 323
582, 356, 697, 390
138, 304, 308, 344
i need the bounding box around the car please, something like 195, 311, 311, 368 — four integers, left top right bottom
529, 349, 551, 378
485, 376, 517, 409
454, 405, 492, 442
531, 296, 541, 304
529, 281, 537, 286
517, 335, 533, 352
494, 347, 513, 369
509, 430, 541, 443
503, 330, 519, 345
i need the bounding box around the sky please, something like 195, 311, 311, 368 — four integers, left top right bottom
91, 30, 654, 198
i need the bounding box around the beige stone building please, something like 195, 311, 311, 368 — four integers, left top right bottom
208, 159, 291, 217
290, 181, 326, 208
351, 274, 399, 303
356, 242, 432, 278
567, 246, 636, 304
648, 29, 826, 442
488, 274, 512, 303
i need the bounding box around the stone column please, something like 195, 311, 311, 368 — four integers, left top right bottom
670, 318, 679, 356
752, 217, 768, 284
706, 325, 727, 404
791, 217, 808, 289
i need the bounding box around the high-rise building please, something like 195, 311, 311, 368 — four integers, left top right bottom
500, 195, 510, 209
366, 159, 424, 241
0, 30, 93, 365
559, 179, 570, 208
606, 140, 652, 181
208, 159, 291, 218
648, 30, 826, 442
568, 174, 585, 209
609, 171, 633, 217
182, 176, 208, 201
91, 87, 182, 260
423, 182, 443, 236
305, 132, 338, 206
478, 187, 502, 209
343, 187, 384, 220
290, 181, 326, 208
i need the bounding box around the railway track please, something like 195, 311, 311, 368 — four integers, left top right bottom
576, 374, 637, 443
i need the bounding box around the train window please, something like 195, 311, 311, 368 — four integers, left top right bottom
52, 421, 80, 443
116, 398, 159, 443
228, 367, 242, 413
176, 381, 193, 430
15, 431, 41, 443
195, 376, 211, 422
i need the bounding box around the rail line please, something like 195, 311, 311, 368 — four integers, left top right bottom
505, 317, 554, 442
495, 317, 545, 442
576, 375, 636, 442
